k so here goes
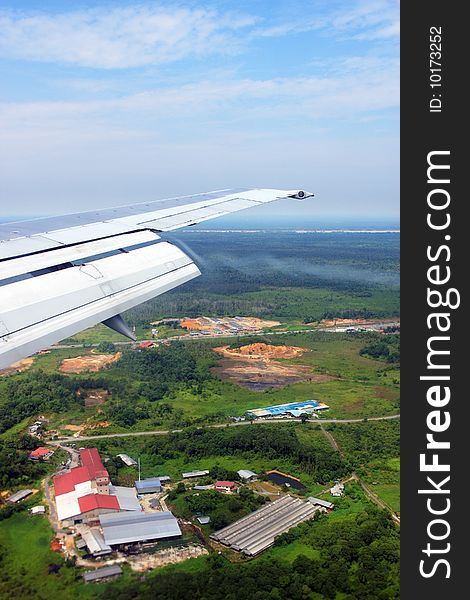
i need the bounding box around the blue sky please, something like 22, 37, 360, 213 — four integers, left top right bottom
0, 1, 399, 219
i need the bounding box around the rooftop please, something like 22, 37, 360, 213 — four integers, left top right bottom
182, 470, 209, 478
100, 511, 181, 546
211, 495, 320, 556
308, 497, 335, 510
29, 447, 53, 458
79, 448, 108, 480
135, 478, 161, 489
7, 489, 33, 503
237, 469, 257, 479
82, 565, 122, 583
78, 494, 120, 513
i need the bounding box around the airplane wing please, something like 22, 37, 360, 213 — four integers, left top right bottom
0, 188, 313, 369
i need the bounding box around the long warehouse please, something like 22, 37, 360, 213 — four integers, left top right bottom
210, 495, 320, 556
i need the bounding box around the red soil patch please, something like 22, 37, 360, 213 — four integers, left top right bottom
215, 343, 308, 360
59, 352, 121, 374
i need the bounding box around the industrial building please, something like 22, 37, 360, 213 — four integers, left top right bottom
100, 511, 181, 546
211, 495, 321, 556
53, 448, 140, 524
245, 400, 329, 419
135, 478, 162, 494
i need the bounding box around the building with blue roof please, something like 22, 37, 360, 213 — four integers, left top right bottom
135, 478, 162, 494
245, 400, 329, 419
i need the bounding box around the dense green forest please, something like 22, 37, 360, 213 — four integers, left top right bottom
0, 434, 46, 488
123, 232, 400, 323
360, 334, 400, 364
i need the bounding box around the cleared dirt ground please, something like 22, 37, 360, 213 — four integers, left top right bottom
215, 343, 308, 360
213, 343, 335, 391
59, 352, 121, 373
0, 357, 34, 377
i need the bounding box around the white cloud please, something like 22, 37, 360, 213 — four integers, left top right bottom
0, 1, 399, 70
254, 0, 399, 41
0, 5, 257, 69
0, 55, 398, 139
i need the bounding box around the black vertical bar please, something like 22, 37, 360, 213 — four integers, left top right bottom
401, 3, 465, 597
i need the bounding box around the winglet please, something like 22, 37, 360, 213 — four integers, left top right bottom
287, 190, 314, 200
102, 314, 136, 341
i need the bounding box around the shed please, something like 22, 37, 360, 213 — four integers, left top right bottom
308, 497, 335, 510
7, 489, 33, 503
135, 478, 162, 494
82, 565, 122, 583
117, 454, 137, 467
197, 516, 211, 525
182, 470, 209, 478
30, 505, 46, 515
237, 469, 258, 481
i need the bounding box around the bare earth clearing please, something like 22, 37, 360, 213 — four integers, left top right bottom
0, 357, 34, 377
213, 343, 335, 391
59, 352, 121, 373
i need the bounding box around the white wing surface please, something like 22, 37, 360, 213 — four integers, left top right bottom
0, 188, 312, 369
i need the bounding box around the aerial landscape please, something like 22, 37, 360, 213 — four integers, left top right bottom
0, 1, 399, 598
0, 225, 400, 599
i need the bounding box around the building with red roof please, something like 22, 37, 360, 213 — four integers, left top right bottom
79, 448, 109, 492
138, 341, 154, 349
53, 448, 140, 524
29, 447, 54, 461
214, 481, 237, 493
78, 494, 120, 513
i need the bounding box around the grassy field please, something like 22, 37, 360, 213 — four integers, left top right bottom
0, 330, 399, 440
0, 512, 79, 599
326, 422, 400, 513
78, 425, 331, 494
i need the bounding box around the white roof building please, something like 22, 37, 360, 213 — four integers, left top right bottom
30, 505, 46, 514
117, 454, 137, 467
237, 469, 258, 481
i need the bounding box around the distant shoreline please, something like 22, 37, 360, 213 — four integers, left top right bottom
181, 229, 400, 234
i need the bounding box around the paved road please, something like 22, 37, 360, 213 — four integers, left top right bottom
51, 414, 400, 443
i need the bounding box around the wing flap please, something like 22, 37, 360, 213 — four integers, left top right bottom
0, 241, 200, 369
